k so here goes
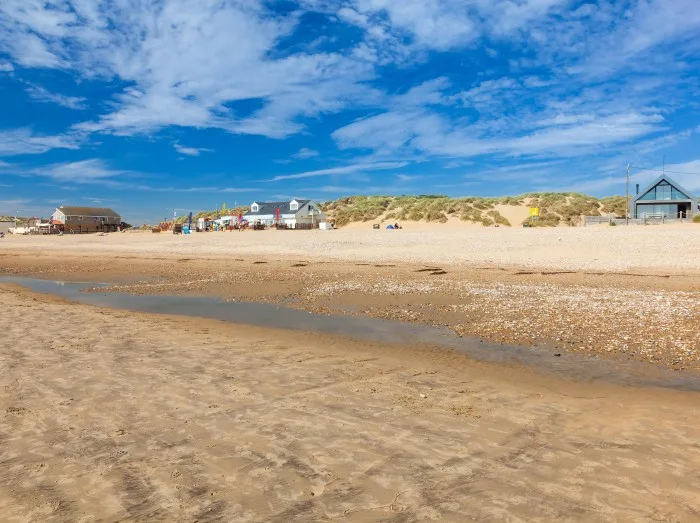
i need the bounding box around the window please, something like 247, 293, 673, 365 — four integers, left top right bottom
637, 203, 679, 217
290, 201, 298, 211
251, 203, 259, 212
639, 180, 690, 201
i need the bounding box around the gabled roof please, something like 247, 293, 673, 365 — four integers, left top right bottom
244, 200, 312, 216
56, 206, 121, 218
633, 174, 696, 203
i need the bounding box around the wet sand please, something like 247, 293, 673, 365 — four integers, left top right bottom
1, 241, 699, 370
2, 284, 700, 522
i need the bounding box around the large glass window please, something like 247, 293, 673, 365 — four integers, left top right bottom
636, 203, 679, 217
638, 180, 690, 201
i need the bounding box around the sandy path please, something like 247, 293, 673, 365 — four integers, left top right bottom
1, 285, 700, 522
3, 224, 700, 272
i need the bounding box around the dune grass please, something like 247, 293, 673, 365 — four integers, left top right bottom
322, 193, 625, 228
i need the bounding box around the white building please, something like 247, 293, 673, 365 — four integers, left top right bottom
243, 200, 326, 228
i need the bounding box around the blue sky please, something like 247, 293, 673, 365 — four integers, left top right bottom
1, 0, 700, 223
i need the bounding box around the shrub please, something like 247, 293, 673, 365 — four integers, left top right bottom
486, 210, 511, 226
693, 215, 700, 223
600, 196, 628, 217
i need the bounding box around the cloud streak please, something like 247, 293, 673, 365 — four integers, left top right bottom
174, 143, 214, 157
25, 84, 87, 109
0, 128, 82, 156
269, 161, 408, 181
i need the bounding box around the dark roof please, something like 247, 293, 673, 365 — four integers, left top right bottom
56, 206, 121, 218
633, 175, 696, 203
244, 200, 312, 216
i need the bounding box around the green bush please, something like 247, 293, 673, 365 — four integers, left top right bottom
693, 215, 700, 223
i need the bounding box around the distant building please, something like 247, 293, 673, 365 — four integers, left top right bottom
52, 206, 122, 233
632, 175, 697, 219
243, 200, 325, 228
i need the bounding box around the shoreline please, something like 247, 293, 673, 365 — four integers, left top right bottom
4, 278, 700, 393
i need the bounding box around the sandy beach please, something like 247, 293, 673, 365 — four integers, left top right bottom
2, 284, 700, 522
3, 225, 700, 272
1, 227, 700, 521
2, 227, 700, 369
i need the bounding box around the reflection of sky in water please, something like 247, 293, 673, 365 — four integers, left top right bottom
2, 276, 699, 393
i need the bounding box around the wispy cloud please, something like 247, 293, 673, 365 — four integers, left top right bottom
291, 148, 319, 160
0, 0, 699, 201
25, 84, 87, 110
269, 161, 408, 181
174, 143, 214, 157
0, 1, 376, 139
0, 128, 82, 156
33, 159, 127, 182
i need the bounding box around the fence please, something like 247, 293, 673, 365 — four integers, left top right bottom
274, 222, 319, 230
583, 214, 694, 226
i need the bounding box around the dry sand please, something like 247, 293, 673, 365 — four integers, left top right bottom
2, 284, 700, 522
4, 224, 700, 272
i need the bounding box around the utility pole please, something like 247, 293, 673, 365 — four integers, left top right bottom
625, 163, 630, 225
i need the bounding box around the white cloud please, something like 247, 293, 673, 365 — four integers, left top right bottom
335, 108, 666, 160
174, 143, 214, 157
0, 61, 13, 72
0, 0, 376, 139
0, 128, 82, 156
34, 159, 126, 182
270, 161, 408, 181
339, 0, 571, 52
25, 84, 87, 109
396, 174, 421, 182
333, 110, 444, 153
291, 148, 320, 160
1, 0, 698, 184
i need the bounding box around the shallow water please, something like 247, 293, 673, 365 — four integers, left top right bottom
2, 276, 699, 392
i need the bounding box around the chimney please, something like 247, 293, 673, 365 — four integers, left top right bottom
636, 184, 639, 195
